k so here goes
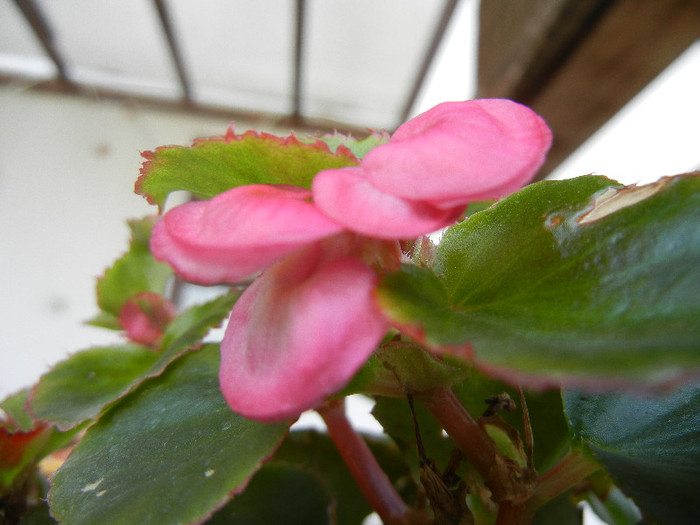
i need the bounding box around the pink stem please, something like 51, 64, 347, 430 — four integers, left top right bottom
318, 399, 409, 524
417, 387, 506, 496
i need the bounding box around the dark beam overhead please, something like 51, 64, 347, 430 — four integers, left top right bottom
477, 0, 700, 179
153, 0, 192, 102
292, 0, 306, 120
13, 0, 69, 83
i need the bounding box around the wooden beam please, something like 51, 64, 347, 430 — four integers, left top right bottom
477, 0, 700, 179
153, 0, 192, 102
13, 0, 70, 83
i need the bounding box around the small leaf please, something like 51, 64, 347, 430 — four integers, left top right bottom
136, 129, 360, 210
378, 174, 700, 384
157, 292, 237, 359
29, 345, 159, 430
94, 217, 172, 321
49, 345, 290, 525
1, 390, 34, 433
563, 385, 700, 524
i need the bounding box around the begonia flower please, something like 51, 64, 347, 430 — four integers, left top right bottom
150, 99, 552, 422
312, 99, 552, 237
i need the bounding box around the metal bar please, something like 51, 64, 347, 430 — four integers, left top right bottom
292, 0, 306, 119
13, 0, 69, 82
398, 0, 460, 124
153, 0, 192, 101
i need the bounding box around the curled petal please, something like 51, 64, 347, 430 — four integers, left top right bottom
313, 167, 463, 239
151, 185, 344, 285
364, 99, 553, 208
219, 243, 388, 422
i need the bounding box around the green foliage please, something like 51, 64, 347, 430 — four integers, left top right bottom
29, 345, 159, 430
136, 131, 362, 210
564, 385, 700, 524
49, 345, 290, 525
30, 293, 238, 431
309, 131, 390, 159
10, 113, 700, 525
377, 174, 700, 385
264, 430, 412, 525
207, 463, 333, 525
91, 217, 172, 328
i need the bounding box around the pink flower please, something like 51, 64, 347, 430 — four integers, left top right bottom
313, 99, 552, 236
150, 99, 552, 422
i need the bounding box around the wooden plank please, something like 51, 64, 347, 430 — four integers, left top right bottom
477, 0, 700, 179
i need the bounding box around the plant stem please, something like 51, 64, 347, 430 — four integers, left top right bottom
318, 399, 410, 524
417, 387, 516, 500
526, 451, 601, 513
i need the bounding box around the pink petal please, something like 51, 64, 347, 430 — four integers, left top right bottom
150, 185, 344, 285
313, 167, 464, 239
219, 242, 388, 422
363, 99, 553, 208
119, 292, 177, 347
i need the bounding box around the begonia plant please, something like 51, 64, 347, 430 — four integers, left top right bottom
1, 99, 698, 525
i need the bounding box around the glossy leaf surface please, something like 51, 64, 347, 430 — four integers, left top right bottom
564, 385, 700, 524
377, 174, 700, 384
49, 345, 289, 525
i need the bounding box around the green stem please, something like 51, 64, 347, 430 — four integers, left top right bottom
318, 399, 410, 524
526, 451, 601, 513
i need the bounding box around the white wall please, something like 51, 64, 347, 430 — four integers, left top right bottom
0, 83, 252, 397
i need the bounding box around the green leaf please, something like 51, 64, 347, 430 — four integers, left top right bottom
139, 291, 239, 382
94, 217, 172, 322
372, 395, 457, 479
377, 174, 700, 383
563, 384, 700, 524
49, 345, 289, 525
207, 463, 332, 525
532, 493, 582, 525
29, 345, 159, 430
451, 369, 571, 473
585, 484, 643, 525
1, 391, 83, 490
1, 389, 35, 433
157, 292, 237, 360
308, 130, 390, 159
268, 430, 411, 525
136, 130, 360, 210
32, 293, 237, 431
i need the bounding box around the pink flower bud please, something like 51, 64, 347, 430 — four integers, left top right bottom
119, 293, 177, 347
